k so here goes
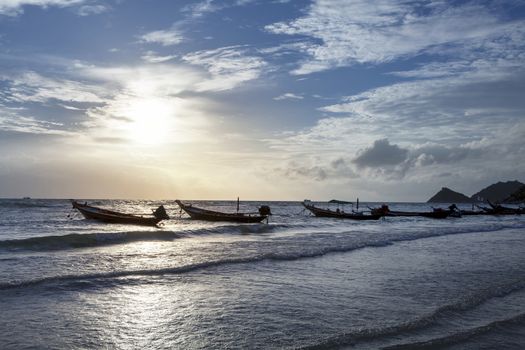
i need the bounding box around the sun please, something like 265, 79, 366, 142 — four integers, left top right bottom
123, 97, 174, 145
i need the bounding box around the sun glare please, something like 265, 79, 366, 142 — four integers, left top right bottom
124, 98, 174, 145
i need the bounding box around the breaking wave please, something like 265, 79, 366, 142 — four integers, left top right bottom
382, 312, 525, 349
300, 280, 525, 349
0, 199, 62, 209
0, 224, 290, 251
1, 224, 524, 291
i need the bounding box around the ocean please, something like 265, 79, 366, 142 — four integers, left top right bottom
0, 199, 524, 349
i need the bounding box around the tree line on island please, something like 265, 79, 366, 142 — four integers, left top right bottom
427, 180, 525, 203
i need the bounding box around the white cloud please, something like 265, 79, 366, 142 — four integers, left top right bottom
77, 4, 108, 16
181, 0, 256, 18
0, 0, 85, 16
0, 110, 71, 135
140, 51, 177, 63
0, 63, 210, 138
183, 46, 267, 91
274, 93, 303, 101
1, 71, 107, 104
182, 0, 220, 18
78, 64, 203, 96
72, 63, 216, 144
318, 59, 525, 144
265, 0, 522, 74
58, 104, 84, 110
139, 29, 183, 46
263, 48, 525, 188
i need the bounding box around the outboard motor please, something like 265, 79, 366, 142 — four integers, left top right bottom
372, 204, 389, 216
258, 205, 272, 216
153, 205, 170, 220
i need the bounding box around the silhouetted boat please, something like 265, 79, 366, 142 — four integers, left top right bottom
370, 204, 450, 219
458, 210, 486, 216
176, 200, 271, 223
303, 200, 382, 220
72, 200, 169, 226
477, 201, 524, 215
457, 204, 486, 216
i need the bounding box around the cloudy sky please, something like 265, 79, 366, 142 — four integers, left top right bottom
0, 0, 524, 200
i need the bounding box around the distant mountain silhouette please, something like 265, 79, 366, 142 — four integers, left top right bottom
505, 185, 525, 203
427, 187, 474, 203
470, 180, 524, 203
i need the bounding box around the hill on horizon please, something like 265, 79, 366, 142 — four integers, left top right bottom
470, 180, 524, 203
427, 180, 525, 203
505, 185, 525, 203
427, 187, 474, 203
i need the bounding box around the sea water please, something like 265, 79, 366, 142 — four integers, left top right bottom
0, 199, 524, 349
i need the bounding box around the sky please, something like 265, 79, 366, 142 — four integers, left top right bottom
0, 0, 524, 201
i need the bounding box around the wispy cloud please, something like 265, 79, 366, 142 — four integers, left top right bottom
319, 61, 525, 143
0, 0, 86, 16
78, 64, 203, 96
0, 63, 207, 138
264, 49, 525, 186
183, 46, 267, 91
140, 51, 177, 63
182, 0, 220, 18
1, 71, 106, 104
77, 4, 109, 16
0, 111, 70, 135
181, 0, 256, 18
265, 0, 523, 74
74, 63, 218, 144
139, 29, 183, 46
274, 93, 303, 101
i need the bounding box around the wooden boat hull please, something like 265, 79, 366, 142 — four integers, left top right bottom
72, 201, 164, 226
176, 200, 267, 223
371, 208, 450, 219
418, 211, 449, 219
460, 210, 487, 216
483, 201, 524, 215
303, 203, 382, 220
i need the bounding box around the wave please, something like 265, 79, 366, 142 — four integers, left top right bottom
1, 224, 524, 292
0, 223, 291, 251
299, 279, 525, 349
0, 231, 185, 250
0, 242, 389, 290
382, 312, 525, 349
0, 199, 62, 209
2, 216, 523, 253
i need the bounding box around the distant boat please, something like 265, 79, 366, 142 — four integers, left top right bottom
303, 200, 382, 220
22, 197, 31, 200
176, 200, 271, 223
72, 200, 169, 226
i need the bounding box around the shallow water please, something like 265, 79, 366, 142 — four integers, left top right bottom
0, 199, 524, 349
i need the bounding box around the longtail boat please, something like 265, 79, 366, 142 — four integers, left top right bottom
72, 200, 169, 226
176, 200, 271, 223
458, 210, 486, 216
477, 201, 524, 215
370, 204, 450, 219
303, 200, 382, 220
